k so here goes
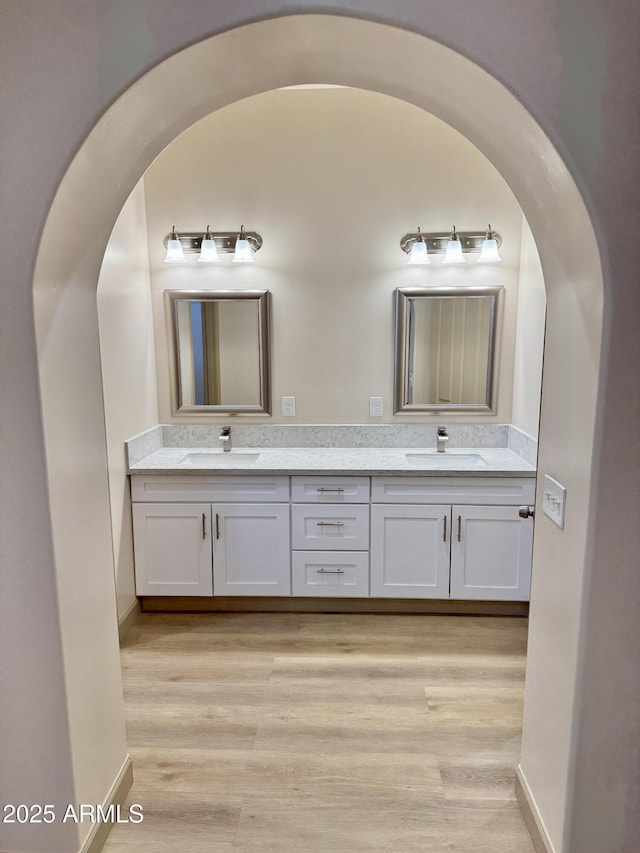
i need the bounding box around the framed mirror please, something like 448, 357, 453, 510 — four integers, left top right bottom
394, 286, 502, 413
166, 289, 271, 415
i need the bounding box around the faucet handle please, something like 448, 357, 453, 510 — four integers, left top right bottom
437, 425, 448, 436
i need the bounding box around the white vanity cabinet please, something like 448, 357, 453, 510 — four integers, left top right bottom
130, 471, 535, 603
131, 475, 291, 597
290, 476, 371, 597
370, 477, 535, 601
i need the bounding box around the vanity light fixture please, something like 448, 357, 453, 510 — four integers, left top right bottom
164, 226, 188, 263
197, 226, 221, 263
406, 227, 431, 265
232, 225, 255, 264
477, 225, 503, 263
163, 226, 263, 263
443, 226, 466, 265
400, 227, 502, 264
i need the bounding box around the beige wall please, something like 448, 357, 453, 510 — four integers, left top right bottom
144, 88, 525, 424
97, 179, 158, 622
512, 218, 546, 438
4, 8, 638, 853
217, 301, 261, 404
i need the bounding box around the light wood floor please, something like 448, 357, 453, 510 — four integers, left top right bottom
104, 612, 535, 853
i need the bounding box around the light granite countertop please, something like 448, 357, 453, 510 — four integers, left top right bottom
128, 446, 535, 477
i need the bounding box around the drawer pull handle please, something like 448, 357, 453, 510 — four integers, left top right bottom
317, 487, 345, 493
215, 513, 220, 540
202, 513, 206, 540
317, 568, 345, 574
443, 515, 447, 542
457, 515, 462, 542
316, 521, 345, 527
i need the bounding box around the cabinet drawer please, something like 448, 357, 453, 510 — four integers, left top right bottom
291, 476, 370, 503
131, 474, 290, 503
371, 476, 535, 506
291, 504, 369, 550
292, 551, 369, 597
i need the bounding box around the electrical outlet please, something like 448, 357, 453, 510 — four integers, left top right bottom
282, 396, 295, 417
542, 474, 567, 529
369, 396, 384, 417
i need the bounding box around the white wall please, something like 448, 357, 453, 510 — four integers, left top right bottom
512, 217, 546, 438
144, 87, 525, 424
3, 8, 637, 853
97, 179, 158, 622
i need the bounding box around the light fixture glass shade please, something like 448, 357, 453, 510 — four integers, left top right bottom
407, 239, 430, 265
232, 226, 255, 263
443, 237, 465, 264
164, 228, 187, 264
198, 228, 221, 263
477, 237, 502, 263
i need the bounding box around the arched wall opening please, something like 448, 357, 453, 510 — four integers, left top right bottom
30, 15, 603, 853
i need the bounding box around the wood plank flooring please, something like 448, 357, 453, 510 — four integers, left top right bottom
104, 612, 534, 853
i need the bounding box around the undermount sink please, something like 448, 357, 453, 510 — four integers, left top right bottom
180, 451, 261, 465
405, 451, 487, 468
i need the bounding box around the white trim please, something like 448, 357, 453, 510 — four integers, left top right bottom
118, 599, 140, 642
79, 755, 133, 853
515, 765, 556, 853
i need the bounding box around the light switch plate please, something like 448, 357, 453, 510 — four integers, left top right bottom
543, 474, 567, 529
282, 396, 295, 417
370, 396, 384, 417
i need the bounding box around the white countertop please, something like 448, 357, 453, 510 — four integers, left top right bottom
128, 446, 535, 477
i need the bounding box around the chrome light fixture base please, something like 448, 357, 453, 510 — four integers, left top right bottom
163, 229, 263, 255
401, 229, 502, 256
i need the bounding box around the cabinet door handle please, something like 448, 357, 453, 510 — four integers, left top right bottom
317, 568, 345, 574
443, 515, 447, 542
316, 521, 345, 527
317, 487, 345, 493
202, 513, 206, 540
518, 505, 535, 519
457, 515, 462, 542
215, 513, 220, 540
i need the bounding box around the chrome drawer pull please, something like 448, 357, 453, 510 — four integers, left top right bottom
457, 515, 462, 542
317, 568, 345, 574
316, 521, 345, 527
443, 515, 447, 542
316, 487, 345, 493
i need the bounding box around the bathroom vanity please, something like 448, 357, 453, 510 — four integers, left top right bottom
129, 442, 536, 606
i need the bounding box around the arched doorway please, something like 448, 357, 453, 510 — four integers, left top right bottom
30, 15, 603, 853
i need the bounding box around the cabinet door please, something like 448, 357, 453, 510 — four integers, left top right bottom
213, 503, 291, 596
450, 505, 533, 601
132, 503, 212, 596
370, 505, 451, 598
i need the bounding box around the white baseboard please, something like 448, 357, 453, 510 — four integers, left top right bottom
79, 755, 133, 853
118, 599, 140, 642
515, 765, 556, 853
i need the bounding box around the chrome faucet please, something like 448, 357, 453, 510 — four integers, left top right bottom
436, 426, 449, 453
219, 426, 232, 452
